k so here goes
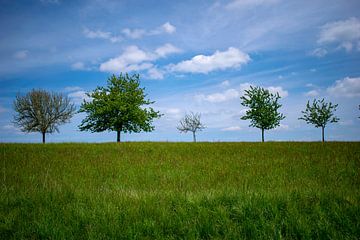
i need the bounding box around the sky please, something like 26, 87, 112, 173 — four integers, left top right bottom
0, 0, 360, 143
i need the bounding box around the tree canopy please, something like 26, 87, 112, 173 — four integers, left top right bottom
78, 73, 161, 142
299, 98, 339, 142
13, 89, 75, 143
240, 86, 285, 142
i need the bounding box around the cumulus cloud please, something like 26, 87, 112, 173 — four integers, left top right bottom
267, 86, 288, 98
317, 17, 360, 52
155, 43, 181, 57
305, 90, 319, 97
196, 89, 239, 103
68, 89, 91, 104
147, 67, 164, 80
160, 107, 182, 120
13, 50, 28, 60
83, 28, 122, 43
71, 61, 91, 71
99, 44, 181, 74
161, 22, 176, 34
327, 77, 360, 97
169, 47, 250, 74
196, 83, 287, 103
99, 45, 155, 73
221, 126, 242, 131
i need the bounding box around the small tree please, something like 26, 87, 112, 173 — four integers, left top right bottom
299, 98, 339, 142
79, 73, 161, 142
240, 86, 285, 142
13, 89, 75, 143
177, 112, 205, 142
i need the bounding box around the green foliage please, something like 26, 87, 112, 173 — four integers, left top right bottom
240, 86, 285, 141
13, 89, 75, 143
78, 73, 161, 141
1, 142, 359, 239
299, 98, 339, 128
177, 112, 205, 142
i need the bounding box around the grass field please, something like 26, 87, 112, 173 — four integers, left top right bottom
1, 142, 359, 239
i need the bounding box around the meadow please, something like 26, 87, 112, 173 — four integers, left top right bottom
1, 142, 359, 239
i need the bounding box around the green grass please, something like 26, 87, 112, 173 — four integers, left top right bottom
1, 142, 359, 239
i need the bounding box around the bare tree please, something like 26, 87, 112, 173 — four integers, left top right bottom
13, 89, 76, 143
177, 112, 205, 142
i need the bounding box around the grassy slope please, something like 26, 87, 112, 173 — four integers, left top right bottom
1, 142, 359, 239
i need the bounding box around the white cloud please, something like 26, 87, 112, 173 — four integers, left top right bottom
2, 124, 21, 134
305, 90, 319, 97
317, 17, 360, 52
13, 50, 28, 60
221, 126, 242, 131
221, 80, 230, 87
161, 22, 176, 34
169, 47, 250, 74
68, 90, 91, 104
267, 86, 288, 98
64, 86, 82, 92
327, 77, 360, 97
100, 44, 181, 74
161, 107, 182, 120
226, 0, 280, 9
274, 124, 290, 131
71, 61, 91, 71
196, 89, 239, 103
310, 48, 327, 57
166, 108, 181, 115
122, 22, 176, 39
155, 43, 181, 57
99, 45, 155, 73
196, 83, 287, 103
122, 28, 146, 39
83, 28, 121, 43
147, 67, 164, 80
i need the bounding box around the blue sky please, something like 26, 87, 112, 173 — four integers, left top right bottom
0, 0, 360, 142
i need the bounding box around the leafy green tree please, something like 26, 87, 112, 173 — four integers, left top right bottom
79, 73, 161, 142
240, 86, 285, 142
299, 98, 339, 142
13, 89, 75, 143
177, 112, 205, 142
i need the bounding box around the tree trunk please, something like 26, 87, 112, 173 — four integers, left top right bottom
42, 132, 45, 144
261, 128, 264, 142
117, 130, 121, 143
193, 131, 196, 143
322, 126, 325, 143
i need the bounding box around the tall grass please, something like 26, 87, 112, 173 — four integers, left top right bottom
1, 142, 359, 239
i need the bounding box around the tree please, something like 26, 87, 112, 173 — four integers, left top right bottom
78, 73, 161, 142
299, 98, 339, 142
240, 86, 285, 142
177, 112, 205, 142
13, 89, 75, 143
